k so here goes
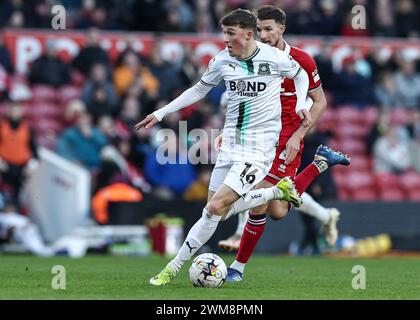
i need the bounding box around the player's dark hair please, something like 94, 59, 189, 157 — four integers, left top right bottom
220, 9, 257, 30
256, 5, 286, 25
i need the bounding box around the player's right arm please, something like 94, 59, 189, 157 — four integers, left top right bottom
135, 55, 223, 130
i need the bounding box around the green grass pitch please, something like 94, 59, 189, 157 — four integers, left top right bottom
0, 255, 419, 299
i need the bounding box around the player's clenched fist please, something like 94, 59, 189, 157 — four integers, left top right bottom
135, 114, 159, 130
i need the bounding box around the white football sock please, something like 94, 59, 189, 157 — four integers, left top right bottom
235, 211, 248, 236
230, 260, 246, 274
223, 187, 281, 221
169, 208, 222, 272
298, 192, 330, 225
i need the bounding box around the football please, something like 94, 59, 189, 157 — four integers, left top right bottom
189, 253, 227, 288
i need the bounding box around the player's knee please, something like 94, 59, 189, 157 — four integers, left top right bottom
206, 200, 225, 216
268, 209, 288, 221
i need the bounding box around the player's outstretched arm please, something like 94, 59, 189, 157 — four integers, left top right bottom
134, 81, 213, 130
135, 114, 159, 130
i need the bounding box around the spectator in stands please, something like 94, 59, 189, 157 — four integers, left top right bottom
184, 165, 212, 201
313, 44, 334, 91
373, 125, 411, 174
366, 109, 390, 155
407, 110, 420, 172
113, 49, 159, 99
65, 99, 87, 126
372, 0, 395, 37
286, 0, 322, 35
28, 40, 71, 88
144, 134, 196, 199
115, 96, 142, 140
374, 72, 399, 110
0, 35, 13, 74
394, 59, 420, 109
149, 42, 185, 100
82, 63, 118, 104
164, 0, 194, 32
56, 112, 108, 171
0, 103, 38, 199
395, 0, 419, 38
317, 0, 342, 35
129, 0, 165, 31
82, 63, 118, 122
97, 115, 118, 143
92, 160, 143, 225
72, 28, 110, 77
0, 63, 9, 102
332, 55, 375, 107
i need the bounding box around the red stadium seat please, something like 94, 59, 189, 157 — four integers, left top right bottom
348, 155, 372, 171
389, 108, 410, 126
379, 188, 405, 201
363, 107, 379, 127
375, 173, 399, 190
408, 189, 420, 202
336, 106, 363, 123
33, 119, 63, 135
343, 171, 375, 189
399, 172, 420, 192
331, 138, 366, 156
337, 188, 350, 201
351, 187, 378, 201
30, 102, 63, 120
31, 85, 56, 102
57, 85, 82, 106
333, 171, 347, 188
333, 123, 369, 139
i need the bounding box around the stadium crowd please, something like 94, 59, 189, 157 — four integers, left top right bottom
0, 0, 419, 37
0, 0, 419, 226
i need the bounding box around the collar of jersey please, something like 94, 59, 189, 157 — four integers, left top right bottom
235, 46, 260, 62
282, 40, 291, 55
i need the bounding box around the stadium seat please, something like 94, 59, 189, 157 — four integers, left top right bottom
343, 171, 375, 189
331, 138, 365, 155
337, 188, 350, 201
332, 171, 347, 188
375, 173, 399, 190
57, 85, 82, 106
30, 102, 63, 120
363, 106, 379, 127
398, 172, 420, 192
333, 123, 369, 139
351, 187, 378, 201
33, 119, 63, 135
336, 106, 362, 123
379, 188, 405, 201
408, 189, 420, 202
31, 85, 57, 102
347, 155, 371, 171
389, 108, 410, 126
